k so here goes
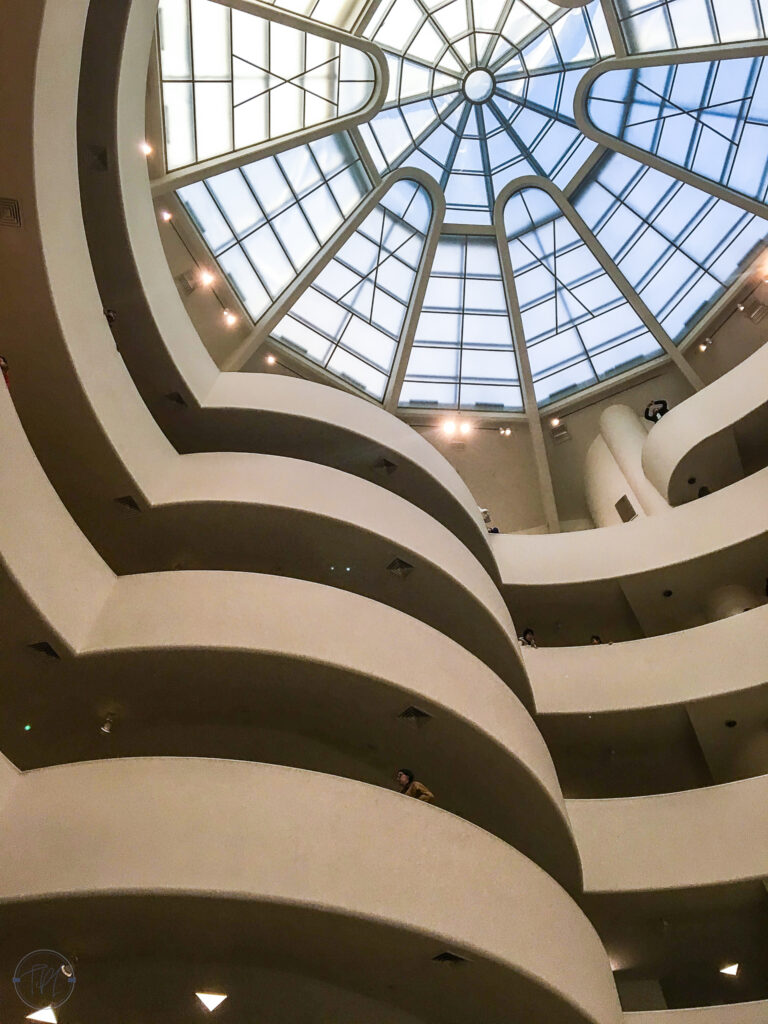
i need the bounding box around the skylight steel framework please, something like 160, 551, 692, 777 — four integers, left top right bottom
159, 0, 768, 413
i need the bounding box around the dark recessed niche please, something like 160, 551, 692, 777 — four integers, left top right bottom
663, 589, 673, 598
387, 557, 414, 578
432, 951, 468, 964
28, 641, 60, 659
687, 477, 697, 485
725, 720, 738, 728
398, 705, 432, 721
114, 495, 141, 512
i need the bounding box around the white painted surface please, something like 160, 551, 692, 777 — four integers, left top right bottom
569, 774, 768, 893
0, 759, 622, 1024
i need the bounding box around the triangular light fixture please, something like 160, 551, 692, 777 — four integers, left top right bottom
196, 992, 227, 1011
720, 963, 739, 976
27, 1008, 57, 1023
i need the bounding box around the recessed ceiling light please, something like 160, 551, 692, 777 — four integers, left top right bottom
442, 420, 456, 436
550, 417, 560, 427
504, 427, 511, 436
698, 343, 707, 352
160, 210, 172, 222
199, 270, 215, 287
266, 354, 276, 365
196, 993, 227, 1011
223, 311, 237, 327
459, 421, 471, 435
139, 141, 153, 156
27, 1008, 57, 1023
737, 303, 745, 311
720, 963, 739, 976
24, 723, 31, 732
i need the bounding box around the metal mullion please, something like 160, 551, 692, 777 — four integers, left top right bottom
303, 26, 308, 136
476, 106, 497, 219
457, 239, 468, 409
411, 0, 471, 73
188, 0, 199, 164
494, 87, 581, 127
466, 0, 477, 67
685, 62, 716, 175
390, 92, 465, 169
267, 21, 272, 139
202, 179, 275, 299
721, 60, 760, 187
488, 99, 547, 176
439, 102, 473, 189
229, 8, 235, 154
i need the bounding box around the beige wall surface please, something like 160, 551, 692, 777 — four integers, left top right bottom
0, 758, 622, 1024
569, 774, 768, 893
416, 422, 546, 533
0, 756, 18, 814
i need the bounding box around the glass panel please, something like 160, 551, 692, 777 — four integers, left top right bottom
573, 152, 768, 341
614, 0, 768, 51
178, 132, 371, 312
158, 0, 376, 170
400, 234, 523, 410
363, 0, 612, 223
504, 185, 662, 405
588, 58, 768, 208
271, 179, 432, 400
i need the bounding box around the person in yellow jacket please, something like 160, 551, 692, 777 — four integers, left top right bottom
396, 768, 434, 803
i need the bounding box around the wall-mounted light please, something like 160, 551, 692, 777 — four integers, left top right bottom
737, 303, 745, 312
199, 270, 215, 287
720, 964, 739, 976
139, 141, 153, 156
100, 714, 115, 735
160, 210, 172, 222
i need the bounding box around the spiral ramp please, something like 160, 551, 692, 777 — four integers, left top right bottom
1, 0, 767, 1021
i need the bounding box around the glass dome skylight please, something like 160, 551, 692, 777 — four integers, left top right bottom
161, 0, 768, 411
359, 0, 611, 223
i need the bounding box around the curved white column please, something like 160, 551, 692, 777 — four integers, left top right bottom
0, 758, 622, 1024
568, 775, 768, 895
599, 406, 668, 517
585, 434, 647, 528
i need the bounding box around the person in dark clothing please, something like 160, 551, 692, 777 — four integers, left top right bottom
396, 769, 435, 803
519, 627, 537, 648
644, 399, 668, 423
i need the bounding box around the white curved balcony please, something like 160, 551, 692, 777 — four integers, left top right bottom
0, 758, 622, 1024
